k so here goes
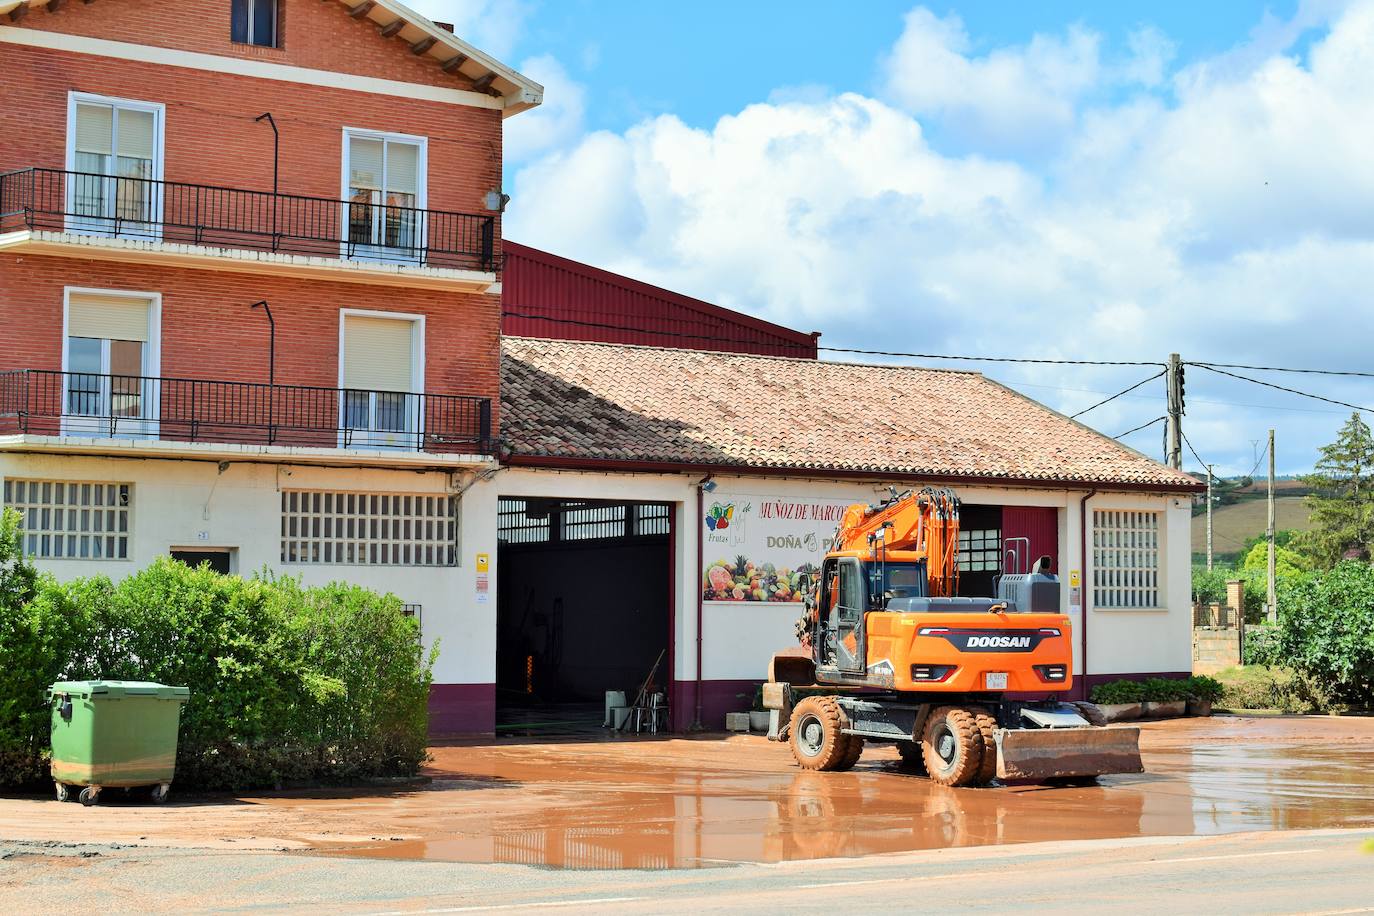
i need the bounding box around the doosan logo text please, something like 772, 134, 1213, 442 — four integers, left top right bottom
966, 635, 1032, 649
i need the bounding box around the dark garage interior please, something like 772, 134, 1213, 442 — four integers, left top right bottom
496, 497, 673, 733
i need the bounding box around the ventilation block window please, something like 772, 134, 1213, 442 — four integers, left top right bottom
280, 490, 455, 566
232, 0, 278, 48
2, 479, 131, 560
1092, 509, 1162, 608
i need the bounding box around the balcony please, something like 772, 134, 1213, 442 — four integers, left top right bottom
0, 167, 499, 291
0, 369, 494, 463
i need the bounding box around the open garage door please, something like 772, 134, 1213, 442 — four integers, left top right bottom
497, 497, 673, 735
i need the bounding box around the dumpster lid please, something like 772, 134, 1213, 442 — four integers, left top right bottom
49, 680, 190, 700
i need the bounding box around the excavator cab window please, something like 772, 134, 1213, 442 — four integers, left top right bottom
866, 560, 928, 605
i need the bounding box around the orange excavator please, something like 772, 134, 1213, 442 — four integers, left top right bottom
764, 487, 1142, 786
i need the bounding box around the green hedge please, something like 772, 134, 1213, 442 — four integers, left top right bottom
1, 520, 435, 790
1089, 675, 1221, 705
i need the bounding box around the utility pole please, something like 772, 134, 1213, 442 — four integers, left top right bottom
1206, 463, 1214, 571
1267, 429, 1277, 624
1165, 353, 1184, 470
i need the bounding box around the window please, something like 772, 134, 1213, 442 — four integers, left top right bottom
344, 130, 425, 258
232, 0, 278, 47
3, 479, 131, 560
958, 528, 1002, 573
339, 312, 422, 448
1092, 510, 1161, 608
67, 94, 163, 236
280, 490, 455, 566
63, 290, 159, 437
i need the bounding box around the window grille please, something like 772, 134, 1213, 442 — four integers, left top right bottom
633, 503, 672, 536
498, 497, 550, 544
2, 479, 131, 560
958, 528, 1001, 572
280, 490, 454, 566
1092, 510, 1161, 608
561, 503, 626, 541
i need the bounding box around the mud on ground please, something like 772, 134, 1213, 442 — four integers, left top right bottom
1, 715, 1372, 871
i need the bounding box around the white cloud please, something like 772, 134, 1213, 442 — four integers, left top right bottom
880, 8, 1102, 151
503, 55, 586, 165
504, 2, 1374, 474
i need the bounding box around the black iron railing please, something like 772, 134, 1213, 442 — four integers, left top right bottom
0, 369, 493, 454
0, 167, 498, 272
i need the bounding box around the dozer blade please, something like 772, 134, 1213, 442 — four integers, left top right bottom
994, 726, 1144, 781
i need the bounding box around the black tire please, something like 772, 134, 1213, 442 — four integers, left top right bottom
836, 735, 864, 771
789, 696, 851, 771
54, 782, 68, 803
78, 787, 98, 807
896, 739, 928, 775
971, 710, 999, 785
150, 784, 170, 805
1073, 701, 1109, 727
921, 706, 985, 787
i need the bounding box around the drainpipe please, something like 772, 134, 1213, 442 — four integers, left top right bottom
1078, 489, 1096, 697
693, 481, 704, 730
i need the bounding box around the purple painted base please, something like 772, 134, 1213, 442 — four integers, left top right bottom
429, 683, 496, 736
670, 679, 762, 732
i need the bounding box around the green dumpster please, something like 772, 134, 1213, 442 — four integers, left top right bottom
49, 681, 190, 806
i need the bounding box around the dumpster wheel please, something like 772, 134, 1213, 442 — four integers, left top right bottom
151, 784, 171, 804
78, 786, 100, 807
54, 782, 68, 803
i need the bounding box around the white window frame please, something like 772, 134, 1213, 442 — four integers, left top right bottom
337, 308, 426, 450
61, 286, 162, 440
339, 127, 428, 264
65, 91, 166, 240
1091, 508, 1164, 611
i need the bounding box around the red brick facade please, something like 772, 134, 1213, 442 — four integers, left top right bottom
0, 255, 501, 419
0, 0, 511, 433
9, 0, 485, 92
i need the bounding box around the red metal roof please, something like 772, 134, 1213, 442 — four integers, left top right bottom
501, 241, 820, 358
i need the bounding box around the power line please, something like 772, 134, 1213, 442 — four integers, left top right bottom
1113, 416, 1167, 440
503, 311, 1165, 366
1193, 361, 1374, 379
1181, 430, 1208, 471
1190, 364, 1374, 414
1070, 370, 1165, 419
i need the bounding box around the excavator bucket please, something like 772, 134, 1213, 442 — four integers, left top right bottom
993, 726, 1144, 781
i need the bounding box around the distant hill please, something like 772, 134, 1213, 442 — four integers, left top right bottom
1191, 496, 1312, 563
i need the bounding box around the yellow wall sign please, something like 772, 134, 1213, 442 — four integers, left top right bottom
1069, 569, 1081, 588
476, 553, 489, 573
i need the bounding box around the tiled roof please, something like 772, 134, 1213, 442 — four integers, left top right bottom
500, 337, 1202, 491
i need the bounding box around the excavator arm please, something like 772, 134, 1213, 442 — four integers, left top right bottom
829, 487, 962, 597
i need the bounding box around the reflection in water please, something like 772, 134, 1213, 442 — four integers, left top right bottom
314, 738, 1374, 871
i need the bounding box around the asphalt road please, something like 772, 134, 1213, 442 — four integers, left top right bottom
4, 827, 1372, 914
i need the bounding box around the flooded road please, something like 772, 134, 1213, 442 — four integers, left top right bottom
309, 715, 1374, 869
3, 716, 1372, 872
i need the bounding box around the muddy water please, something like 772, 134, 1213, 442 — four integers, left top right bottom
307, 717, 1374, 870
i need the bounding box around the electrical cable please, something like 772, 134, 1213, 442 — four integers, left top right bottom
1069, 370, 1166, 419
1191, 361, 1374, 379
1190, 364, 1374, 414
1180, 430, 1209, 473
1112, 416, 1166, 440
502, 311, 1165, 366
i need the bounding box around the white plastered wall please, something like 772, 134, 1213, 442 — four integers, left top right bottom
0, 451, 493, 686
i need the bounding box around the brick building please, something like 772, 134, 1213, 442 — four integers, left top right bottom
0, 0, 539, 723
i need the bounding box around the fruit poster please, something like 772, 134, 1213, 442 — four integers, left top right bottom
701, 492, 855, 603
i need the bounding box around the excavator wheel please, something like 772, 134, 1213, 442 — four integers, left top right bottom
971, 710, 1000, 785
921, 706, 986, 787
789, 696, 852, 771
836, 735, 865, 771
896, 739, 928, 775
1072, 701, 1109, 727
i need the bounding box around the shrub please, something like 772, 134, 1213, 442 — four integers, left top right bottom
0, 556, 434, 790
1266, 561, 1374, 709
1184, 675, 1224, 702
1191, 565, 1230, 605
1214, 666, 1285, 711
1090, 680, 1145, 705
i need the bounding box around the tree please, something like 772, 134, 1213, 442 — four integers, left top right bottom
0, 508, 36, 611
1241, 541, 1308, 579
1299, 412, 1374, 567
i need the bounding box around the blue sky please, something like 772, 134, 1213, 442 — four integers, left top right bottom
411, 1, 1371, 479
